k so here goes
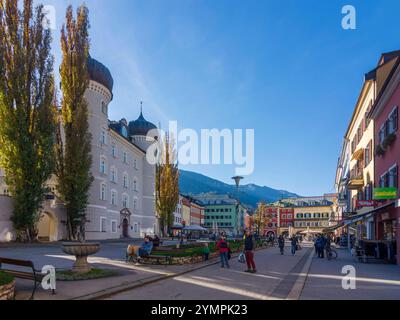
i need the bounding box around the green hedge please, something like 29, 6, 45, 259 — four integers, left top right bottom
0, 271, 14, 286
152, 240, 244, 258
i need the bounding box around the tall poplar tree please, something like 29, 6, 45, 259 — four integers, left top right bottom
0, 0, 56, 242
155, 134, 180, 237
56, 5, 92, 241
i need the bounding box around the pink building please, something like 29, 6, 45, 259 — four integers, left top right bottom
370, 53, 400, 265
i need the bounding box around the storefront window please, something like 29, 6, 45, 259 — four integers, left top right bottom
383, 220, 396, 241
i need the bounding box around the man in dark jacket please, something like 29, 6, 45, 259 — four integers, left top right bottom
317, 235, 327, 258
243, 229, 257, 273
278, 235, 285, 255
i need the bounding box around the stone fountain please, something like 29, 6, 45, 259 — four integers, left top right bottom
62, 242, 100, 274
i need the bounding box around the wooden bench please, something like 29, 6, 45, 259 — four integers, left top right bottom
0, 257, 55, 300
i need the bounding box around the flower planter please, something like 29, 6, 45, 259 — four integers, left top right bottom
0, 280, 15, 300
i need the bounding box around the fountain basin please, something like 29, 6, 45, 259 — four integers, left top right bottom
62, 243, 100, 274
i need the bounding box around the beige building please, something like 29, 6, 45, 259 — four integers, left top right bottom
293, 201, 334, 234
0, 56, 157, 241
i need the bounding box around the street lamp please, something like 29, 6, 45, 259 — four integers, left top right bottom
232, 176, 244, 236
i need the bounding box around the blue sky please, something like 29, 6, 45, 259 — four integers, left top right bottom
34, 0, 400, 196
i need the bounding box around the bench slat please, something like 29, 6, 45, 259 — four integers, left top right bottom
0, 257, 34, 268
2, 269, 45, 280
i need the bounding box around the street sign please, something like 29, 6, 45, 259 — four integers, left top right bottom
373, 188, 398, 200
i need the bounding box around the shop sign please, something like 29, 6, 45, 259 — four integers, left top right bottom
356, 200, 377, 208
373, 188, 398, 200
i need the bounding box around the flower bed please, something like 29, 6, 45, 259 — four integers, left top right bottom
142, 240, 244, 265
0, 271, 15, 300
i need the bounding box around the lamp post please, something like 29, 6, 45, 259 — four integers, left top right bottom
232, 176, 244, 235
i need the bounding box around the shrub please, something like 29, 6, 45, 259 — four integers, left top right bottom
0, 271, 14, 286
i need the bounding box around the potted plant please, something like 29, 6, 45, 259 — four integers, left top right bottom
0, 271, 15, 300
383, 133, 397, 148
375, 144, 386, 157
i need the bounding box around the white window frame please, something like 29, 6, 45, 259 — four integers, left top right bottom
101, 130, 107, 145
100, 217, 107, 233
100, 157, 107, 175
389, 164, 398, 188
100, 183, 106, 201
123, 174, 129, 189
111, 190, 117, 206
110, 167, 117, 183
111, 220, 117, 233
122, 194, 129, 209
123, 151, 128, 164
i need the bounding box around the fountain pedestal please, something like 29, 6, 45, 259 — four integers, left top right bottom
62, 243, 100, 274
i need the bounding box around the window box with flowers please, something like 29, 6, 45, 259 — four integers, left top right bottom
376, 133, 397, 157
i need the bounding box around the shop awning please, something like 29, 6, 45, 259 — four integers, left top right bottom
344, 201, 396, 225
171, 224, 184, 229
324, 221, 345, 233
183, 225, 208, 232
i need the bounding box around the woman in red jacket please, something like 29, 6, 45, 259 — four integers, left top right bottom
216, 237, 230, 268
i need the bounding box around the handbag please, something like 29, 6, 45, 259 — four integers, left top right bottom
238, 252, 246, 264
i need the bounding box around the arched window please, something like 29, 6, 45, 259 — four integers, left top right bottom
123, 175, 128, 188
123, 151, 128, 164
100, 158, 107, 174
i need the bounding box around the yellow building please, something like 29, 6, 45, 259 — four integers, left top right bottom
293, 202, 334, 235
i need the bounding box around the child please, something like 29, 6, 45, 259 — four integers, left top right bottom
203, 243, 210, 261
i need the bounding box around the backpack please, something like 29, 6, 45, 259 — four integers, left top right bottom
238, 252, 246, 264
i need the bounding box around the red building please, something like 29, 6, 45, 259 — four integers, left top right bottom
263, 207, 279, 237
279, 208, 295, 230
370, 53, 400, 265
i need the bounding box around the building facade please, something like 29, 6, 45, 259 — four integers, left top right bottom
293, 202, 333, 234
189, 200, 205, 227
196, 195, 239, 236
278, 207, 295, 236
370, 53, 400, 264
181, 197, 191, 227
262, 207, 279, 238
0, 56, 157, 242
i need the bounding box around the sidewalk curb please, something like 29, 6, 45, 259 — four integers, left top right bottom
286, 249, 314, 300
71, 247, 268, 300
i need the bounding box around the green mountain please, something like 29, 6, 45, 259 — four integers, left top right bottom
179, 170, 299, 208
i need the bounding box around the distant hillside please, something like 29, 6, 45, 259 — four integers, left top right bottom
179, 170, 299, 208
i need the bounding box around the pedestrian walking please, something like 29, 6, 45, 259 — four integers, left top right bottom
203, 243, 210, 261
290, 235, 298, 255
317, 235, 327, 258
243, 229, 257, 273
314, 235, 320, 256
278, 235, 285, 255
216, 237, 230, 268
